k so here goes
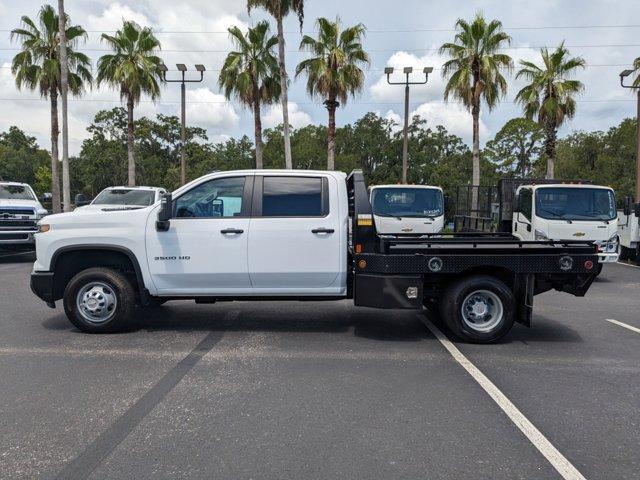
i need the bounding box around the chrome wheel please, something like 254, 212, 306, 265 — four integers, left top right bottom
76, 282, 117, 324
461, 289, 504, 333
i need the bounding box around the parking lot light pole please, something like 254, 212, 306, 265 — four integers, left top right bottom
620, 69, 640, 202
160, 63, 206, 186
385, 66, 433, 183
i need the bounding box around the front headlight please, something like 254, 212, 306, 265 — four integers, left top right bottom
38, 224, 51, 233
606, 234, 619, 252
535, 229, 550, 241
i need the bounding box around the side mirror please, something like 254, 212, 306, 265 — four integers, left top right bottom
512, 194, 521, 213
443, 195, 450, 213
635, 202, 640, 218
41, 192, 52, 202
74, 193, 89, 207
156, 192, 173, 232
623, 196, 633, 216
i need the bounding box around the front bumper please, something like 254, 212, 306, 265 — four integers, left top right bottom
0, 231, 36, 245
30, 271, 55, 304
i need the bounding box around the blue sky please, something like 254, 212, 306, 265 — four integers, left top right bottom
0, 0, 639, 154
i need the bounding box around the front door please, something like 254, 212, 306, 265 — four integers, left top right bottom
146, 175, 253, 295
247, 175, 342, 293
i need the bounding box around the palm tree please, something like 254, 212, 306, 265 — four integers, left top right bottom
219, 22, 280, 169
439, 13, 512, 205
515, 43, 585, 179
11, 4, 91, 213
296, 18, 369, 170
248, 0, 304, 170
97, 21, 164, 186
631, 56, 640, 86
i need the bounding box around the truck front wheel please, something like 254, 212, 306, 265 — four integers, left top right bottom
440, 275, 515, 343
63, 267, 136, 333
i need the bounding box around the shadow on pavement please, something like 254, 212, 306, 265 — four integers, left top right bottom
42, 301, 433, 342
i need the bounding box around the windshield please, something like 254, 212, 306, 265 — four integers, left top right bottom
92, 189, 156, 206
535, 187, 616, 221
0, 184, 35, 200
371, 187, 444, 218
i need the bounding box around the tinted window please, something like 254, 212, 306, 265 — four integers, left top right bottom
519, 189, 532, 221
175, 177, 245, 218
262, 177, 324, 217
535, 187, 617, 221
92, 189, 155, 206
0, 185, 35, 200
372, 188, 443, 218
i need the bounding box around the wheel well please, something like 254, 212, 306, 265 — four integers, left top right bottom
52, 249, 141, 301
458, 266, 516, 289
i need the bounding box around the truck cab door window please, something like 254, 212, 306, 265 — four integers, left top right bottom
174, 177, 247, 218
261, 176, 327, 217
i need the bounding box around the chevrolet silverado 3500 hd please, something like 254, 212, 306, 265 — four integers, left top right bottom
30, 170, 599, 343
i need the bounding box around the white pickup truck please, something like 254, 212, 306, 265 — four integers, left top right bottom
0, 181, 49, 246
370, 185, 445, 235
30, 170, 600, 343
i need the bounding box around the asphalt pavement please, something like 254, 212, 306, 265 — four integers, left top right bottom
0, 251, 638, 479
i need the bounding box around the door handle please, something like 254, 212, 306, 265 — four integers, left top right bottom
312, 228, 335, 234
221, 228, 244, 235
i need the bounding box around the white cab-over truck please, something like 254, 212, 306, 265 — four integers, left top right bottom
31, 170, 600, 343
370, 185, 445, 235
0, 181, 49, 246
457, 179, 619, 273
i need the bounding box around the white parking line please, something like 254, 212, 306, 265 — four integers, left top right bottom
422, 318, 586, 480
617, 261, 640, 269
605, 318, 640, 334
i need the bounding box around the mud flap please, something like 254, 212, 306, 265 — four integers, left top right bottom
514, 273, 534, 327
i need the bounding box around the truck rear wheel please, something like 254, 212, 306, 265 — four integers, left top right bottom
440, 275, 515, 343
63, 267, 135, 333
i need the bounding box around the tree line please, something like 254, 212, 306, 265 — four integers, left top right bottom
1, 111, 637, 208
6, 3, 640, 214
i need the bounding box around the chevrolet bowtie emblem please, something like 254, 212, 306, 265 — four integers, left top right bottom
573, 232, 586, 237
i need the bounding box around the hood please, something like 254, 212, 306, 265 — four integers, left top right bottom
374, 214, 444, 235
541, 219, 617, 241
43, 206, 152, 229
0, 198, 47, 215
0, 198, 43, 208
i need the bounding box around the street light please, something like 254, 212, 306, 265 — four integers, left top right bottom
161, 63, 206, 186
620, 68, 640, 202
386, 66, 434, 183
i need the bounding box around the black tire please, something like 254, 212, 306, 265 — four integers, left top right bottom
619, 246, 630, 262
593, 263, 603, 276
440, 275, 515, 343
63, 267, 136, 333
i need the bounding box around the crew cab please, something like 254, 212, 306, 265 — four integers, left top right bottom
370, 185, 445, 235
30, 170, 600, 343
0, 181, 48, 246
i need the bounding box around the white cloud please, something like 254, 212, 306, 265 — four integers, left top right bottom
185, 87, 240, 134
85, 3, 151, 32
263, 102, 313, 129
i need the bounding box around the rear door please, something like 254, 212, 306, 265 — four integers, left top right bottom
247, 174, 341, 292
